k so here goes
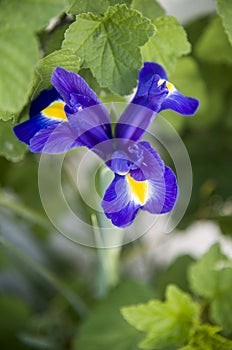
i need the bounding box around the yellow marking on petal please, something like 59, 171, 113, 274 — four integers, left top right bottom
126, 173, 148, 205
158, 79, 175, 92
42, 101, 67, 120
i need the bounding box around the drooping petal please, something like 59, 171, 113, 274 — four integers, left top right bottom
29, 88, 61, 118
29, 123, 80, 153
102, 174, 141, 227
13, 92, 67, 146
143, 165, 178, 214
159, 89, 199, 116
51, 67, 100, 107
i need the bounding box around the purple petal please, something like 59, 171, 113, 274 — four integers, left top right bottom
102, 174, 140, 227
139, 62, 168, 81
29, 88, 61, 118
143, 166, 178, 214
159, 90, 199, 116
51, 67, 100, 106
13, 115, 60, 145
130, 141, 165, 181
115, 103, 155, 142
29, 122, 79, 154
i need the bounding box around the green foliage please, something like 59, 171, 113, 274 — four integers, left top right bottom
66, 0, 132, 15
142, 16, 191, 75
34, 49, 81, 92
196, 16, 232, 64
0, 0, 66, 31
217, 0, 232, 45
0, 295, 31, 350
73, 281, 155, 350
63, 4, 155, 95
131, 0, 165, 20
121, 285, 200, 349
188, 243, 232, 336
0, 121, 27, 161
0, 26, 39, 115
180, 325, 232, 350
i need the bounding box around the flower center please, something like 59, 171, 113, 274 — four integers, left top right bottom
126, 173, 148, 205
158, 79, 175, 93
42, 101, 67, 120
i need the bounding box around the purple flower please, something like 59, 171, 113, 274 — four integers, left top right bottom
13, 62, 199, 228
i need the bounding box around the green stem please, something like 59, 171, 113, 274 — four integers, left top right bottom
91, 214, 122, 298
0, 236, 88, 317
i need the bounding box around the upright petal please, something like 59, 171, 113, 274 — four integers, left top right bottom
51, 67, 100, 107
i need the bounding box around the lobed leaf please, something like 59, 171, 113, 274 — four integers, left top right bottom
0, 121, 27, 162
121, 285, 200, 349
195, 16, 232, 64
141, 16, 191, 76
34, 48, 81, 93
63, 4, 155, 95
0, 26, 39, 114
0, 0, 66, 31
217, 0, 232, 45
66, 0, 132, 15
131, 0, 165, 20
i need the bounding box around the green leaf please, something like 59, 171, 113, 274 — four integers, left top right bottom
66, 0, 132, 15
0, 111, 15, 122
141, 16, 191, 76
188, 243, 232, 336
63, 4, 155, 95
217, 0, 232, 45
188, 243, 229, 299
0, 0, 66, 31
195, 16, 232, 64
121, 285, 200, 349
0, 26, 39, 114
34, 48, 81, 92
131, 0, 165, 20
180, 325, 232, 350
0, 121, 27, 162
73, 281, 155, 350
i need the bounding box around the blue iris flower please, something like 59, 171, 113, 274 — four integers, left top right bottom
13, 62, 199, 228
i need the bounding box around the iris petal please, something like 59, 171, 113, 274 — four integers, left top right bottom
143, 166, 178, 214
13, 115, 61, 145
159, 90, 199, 116
102, 174, 140, 227
29, 123, 79, 153
51, 67, 100, 106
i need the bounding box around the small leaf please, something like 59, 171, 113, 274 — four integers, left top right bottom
34, 48, 81, 93
0, 121, 27, 162
0, 0, 66, 31
180, 324, 232, 350
195, 16, 232, 64
0, 111, 15, 122
131, 0, 165, 20
63, 4, 155, 95
0, 26, 39, 114
141, 16, 191, 76
217, 0, 232, 45
122, 285, 200, 349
